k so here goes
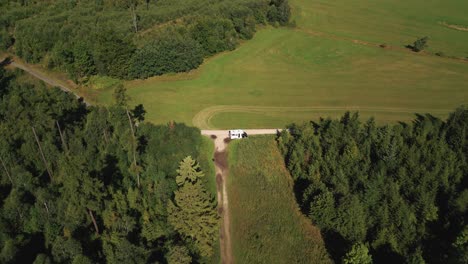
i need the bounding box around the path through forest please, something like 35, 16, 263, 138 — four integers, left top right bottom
1, 56, 89, 105
201, 130, 279, 264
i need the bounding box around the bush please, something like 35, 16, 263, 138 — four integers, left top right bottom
190, 18, 238, 56
412, 36, 429, 52
0, 29, 13, 51
92, 30, 135, 79
267, 0, 291, 25
222, 4, 257, 39
129, 32, 204, 79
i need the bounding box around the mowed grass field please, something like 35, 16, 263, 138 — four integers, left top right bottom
228, 136, 331, 264
95, 0, 468, 129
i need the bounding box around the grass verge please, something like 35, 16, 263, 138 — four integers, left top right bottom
196, 136, 220, 264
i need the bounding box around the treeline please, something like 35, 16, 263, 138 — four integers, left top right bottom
0, 0, 291, 80
0, 68, 218, 263
278, 110, 468, 263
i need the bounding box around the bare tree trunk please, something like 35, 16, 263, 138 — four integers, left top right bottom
32, 127, 53, 181
126, 109, 140, 187
0, 156, 13, 185
44, 202, 50, 216
126, 109, 136, 140
56, 121, 68, 153
88, 209, 99, 234
103, 129, 109, 144
131, 5, 138, 33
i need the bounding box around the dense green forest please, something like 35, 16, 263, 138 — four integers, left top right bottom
0, 68, 218, 263
278, 110, 468, 263
0, 0, 291, 80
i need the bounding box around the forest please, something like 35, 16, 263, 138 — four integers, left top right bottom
0, 68, 219, 263
278, 110, 468, 263
0, 0, 291, 80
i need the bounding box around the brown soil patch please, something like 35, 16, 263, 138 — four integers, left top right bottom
214, 151, 228, 171
216, 173, 223, 188
440, 21, 468, 32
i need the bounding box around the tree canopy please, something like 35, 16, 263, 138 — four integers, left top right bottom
0, 69, 217, 263
0, 0, 291, 80
168, 156, 218, 257
278, 109, 468, 263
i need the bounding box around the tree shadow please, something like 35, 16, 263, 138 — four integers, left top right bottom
102, 154, 122, 186
372, 244, 405, 264
322, 230, 350, 263
16, 234, 46, 263
0, 56, 12, 67
293, 178, 311, 213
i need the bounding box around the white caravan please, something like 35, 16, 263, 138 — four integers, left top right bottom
229, 130, 248, 139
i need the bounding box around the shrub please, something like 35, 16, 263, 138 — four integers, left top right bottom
92, 30, 135, 79
412, 36, 429, 52
0, 29, 13, 51
129, 32, 203, 79
267, 0, 291, 25
190, 18, 238, 56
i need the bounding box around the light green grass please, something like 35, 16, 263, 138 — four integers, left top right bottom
87, 75, 122, 90
95, 0, 468, 129
198, 136, 216, 197
227, 136, 331, 263
293, 0, 468, 57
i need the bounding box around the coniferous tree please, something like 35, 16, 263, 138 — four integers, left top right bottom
168, 157, 218, 257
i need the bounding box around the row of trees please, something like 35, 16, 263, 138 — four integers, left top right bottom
0, 68, 218, 263
278, 110, 467, 263
0, 0, 291, 80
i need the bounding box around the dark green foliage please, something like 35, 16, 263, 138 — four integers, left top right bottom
267, 0, 291, 25
279, 109, 468, 263
113, 84, 130, 107
129, 32, 204, 79
0, 29, 13, 51
190, 18, 238, 56
0, 71, 214, 262
222, 4, 257, 39
92, 30, 135, 79
412, 36, 429, 52
15, 18, 60, 63
1, 0, 290, 80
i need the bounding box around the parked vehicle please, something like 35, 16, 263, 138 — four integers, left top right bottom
229, 130, 248, 139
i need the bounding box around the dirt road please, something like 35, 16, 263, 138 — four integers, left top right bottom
1, 57, 89, 105
201, 129, 280, 264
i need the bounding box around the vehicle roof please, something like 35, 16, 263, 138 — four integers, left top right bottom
229, 129, 244, 133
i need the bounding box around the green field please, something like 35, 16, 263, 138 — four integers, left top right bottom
228, 136, 330, 263
95, 0, 468, 128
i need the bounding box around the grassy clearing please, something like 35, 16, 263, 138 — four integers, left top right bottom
87, 75, 122, 90
198, 136, 216, 197
293, 0, 468, 57
90, 0, 467, 128
228, 136, 331, 264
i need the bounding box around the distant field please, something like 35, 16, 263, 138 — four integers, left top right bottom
294, 0, 468, 57
228, 136, 330, 263
95, 0, 468, 128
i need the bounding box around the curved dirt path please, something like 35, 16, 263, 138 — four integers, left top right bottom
193, 105, 453, 129
1, 57, 89, 105
201, 130, 279, 264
